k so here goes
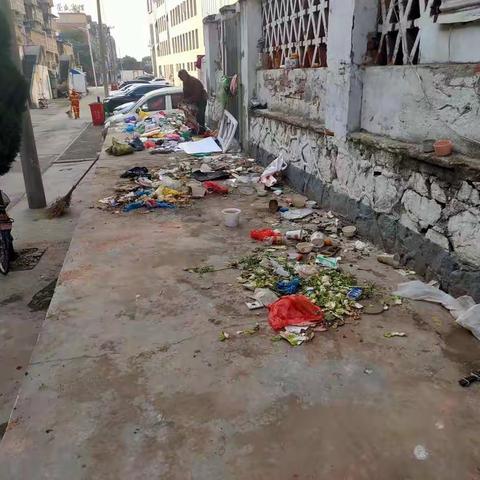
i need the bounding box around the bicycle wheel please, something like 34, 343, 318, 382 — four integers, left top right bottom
0, 230, 12, 275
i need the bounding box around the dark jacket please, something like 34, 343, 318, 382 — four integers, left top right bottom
182, 75, 207, 105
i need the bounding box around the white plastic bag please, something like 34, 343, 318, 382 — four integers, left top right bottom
260, 156, 288, 187
393, 280, 480, 341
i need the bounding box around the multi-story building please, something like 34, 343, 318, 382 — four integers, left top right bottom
56, 12, 118, 86
9, 0, 59, 104
147, 0, 205, 85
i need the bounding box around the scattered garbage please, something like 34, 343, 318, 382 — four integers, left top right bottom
342, 226, 357, 238
106, 138, 134, 156
393, 280, 480, 341
278, 329, 314, 346
121, 166, 150, 179
219, 331, 230, 341
286, 229, 306, 241
260, 156, 288, 187
377, 253, 400, 268
192, 170, 230, 182
250, 229, 282, 243
459, 370, 480, 387
203, 181, 229, 194
246, 301, 263, 310
253, 288, 278, 307
268, 295, 324, 331
347, 287, 363, 301
280, 208, 314, 221
296, 242, 314, 254
276, 277, 301, 295
384, 331, 407, 338
316, 255, 339, 269
310, 231, 325, 247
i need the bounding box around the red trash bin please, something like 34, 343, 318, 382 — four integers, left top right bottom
89, 102, 105, 126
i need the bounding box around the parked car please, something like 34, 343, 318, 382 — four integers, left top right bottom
113, 101, 135, 114
103, 82, 171, 115
150, 77, 165, 83
105, 86, 183, 127
118, 79, 149, 89
135, 75, 154, 81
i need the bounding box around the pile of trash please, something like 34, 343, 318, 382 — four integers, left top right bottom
98, 153, 265, 213
105, 110, 224, 157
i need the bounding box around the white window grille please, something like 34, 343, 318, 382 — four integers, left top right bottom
262, 0, 329, 68
376, 0, 434, 65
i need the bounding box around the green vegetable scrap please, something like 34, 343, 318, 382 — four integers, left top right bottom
236, 324, 261, 335
279, 330, 314, 346
219, 331, 230, 341
237, 252, 371, 326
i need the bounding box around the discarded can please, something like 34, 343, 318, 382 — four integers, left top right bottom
286, 229, 305, 240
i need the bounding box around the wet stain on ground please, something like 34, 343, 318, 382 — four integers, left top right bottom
28, 279, 58, 312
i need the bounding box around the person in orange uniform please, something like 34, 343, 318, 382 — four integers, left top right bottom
69, 89, 81, 119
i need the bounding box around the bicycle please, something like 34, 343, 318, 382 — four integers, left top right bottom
0, 190, 15, 275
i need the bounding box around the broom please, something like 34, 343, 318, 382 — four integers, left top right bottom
46, 154, 100, 218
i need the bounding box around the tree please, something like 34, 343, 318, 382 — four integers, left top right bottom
142, 56, 153, 74
0, 10, 28, 176
119, 55, 140, 70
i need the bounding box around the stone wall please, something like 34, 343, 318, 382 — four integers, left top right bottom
361, 64, 480, 156
250, 113, 480, 301
256, 68, 328, 123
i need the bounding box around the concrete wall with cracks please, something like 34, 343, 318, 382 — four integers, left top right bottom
250, 115, 480, 301
256, 68, 328, 123
361, 64, 480, 156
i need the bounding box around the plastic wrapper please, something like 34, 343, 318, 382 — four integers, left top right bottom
393, 280, 480, 341
260, 156, 288, 187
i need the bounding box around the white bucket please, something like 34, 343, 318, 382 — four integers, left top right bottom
222, 208, 241, 228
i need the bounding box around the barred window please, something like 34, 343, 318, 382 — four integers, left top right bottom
262, 0, 329, 68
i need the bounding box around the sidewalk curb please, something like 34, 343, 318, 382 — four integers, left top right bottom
7, 122, 92, 211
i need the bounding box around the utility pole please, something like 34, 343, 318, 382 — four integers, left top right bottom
96, 0, 109, 98
86, 25, 98, 87
0, 0, 46, 209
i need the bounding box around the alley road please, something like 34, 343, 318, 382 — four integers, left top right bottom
0, 88, 102, 207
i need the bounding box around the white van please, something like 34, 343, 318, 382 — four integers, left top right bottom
105, 86, 184, 127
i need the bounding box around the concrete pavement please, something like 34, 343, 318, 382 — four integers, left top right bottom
0, 88, 103, 207
0, 88, 104, 437
1, 134, 479, 479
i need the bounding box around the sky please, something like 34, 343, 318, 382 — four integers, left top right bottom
53, 1, 150, 59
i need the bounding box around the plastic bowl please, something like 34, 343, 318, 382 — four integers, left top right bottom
342, 225, 357, 238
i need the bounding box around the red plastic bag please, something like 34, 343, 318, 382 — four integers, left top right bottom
268, 295, 324, 331
143, 140, 156, 149
203, 181, 229, 194
250, 229, 282, 242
